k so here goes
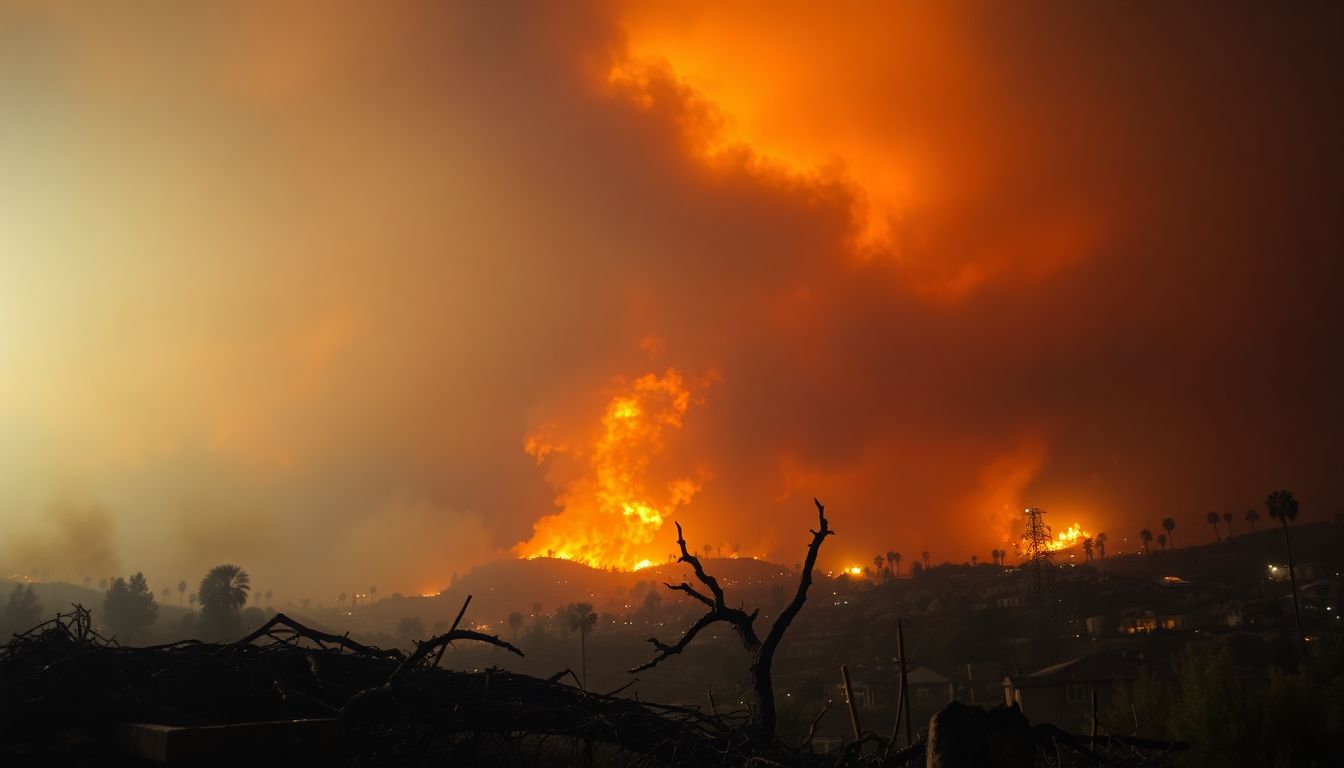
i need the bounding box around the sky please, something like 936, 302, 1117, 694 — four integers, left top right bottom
1, 1, 1341, 601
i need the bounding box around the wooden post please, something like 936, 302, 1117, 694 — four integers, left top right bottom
840, 664, 862, 740
1090, 688, 1098, 749
897, 619, 913, 746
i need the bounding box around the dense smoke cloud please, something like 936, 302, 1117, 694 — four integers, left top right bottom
0, 1, 1339, 598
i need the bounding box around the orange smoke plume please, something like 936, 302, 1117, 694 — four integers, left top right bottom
516, 370, 702, 570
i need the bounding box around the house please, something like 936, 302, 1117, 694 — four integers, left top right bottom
1117, 607, 1190, 634
834, 665, 954, 730
1002, 651, 1158, 731
1301, 578, 1341, 606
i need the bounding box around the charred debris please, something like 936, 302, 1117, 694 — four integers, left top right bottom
0, 501, 1182, 766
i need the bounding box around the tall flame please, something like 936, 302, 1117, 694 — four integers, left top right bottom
516, 370, 700, 570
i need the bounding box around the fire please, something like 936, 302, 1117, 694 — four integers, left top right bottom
515, 370, 702, 570
1047, 522, 1090, 551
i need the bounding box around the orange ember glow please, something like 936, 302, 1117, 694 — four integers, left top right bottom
1047, 522, 1091, 552
515, 371, 700, 570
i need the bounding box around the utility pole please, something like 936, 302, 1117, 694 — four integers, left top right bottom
895, 619, 912, 747
1022, 507, 1055, 636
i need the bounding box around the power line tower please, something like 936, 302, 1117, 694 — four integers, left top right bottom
1021, 506, 1055, 634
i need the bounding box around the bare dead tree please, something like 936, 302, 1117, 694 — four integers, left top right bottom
629, 498, 833, 741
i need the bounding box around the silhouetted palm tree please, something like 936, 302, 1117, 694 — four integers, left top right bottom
1267, 490, 1304, 643
885, 550, 896, 578
198, 564, 250, 640
1139, 529, 1153, 555
1157, 533, 1167, 551
970, 554, 978, 566
1222, 511, 1234, 538
874, 555, 886, 577
892, 552, 902, 576
921, 551, 930, 569
567, 602, 598, 689
369, 586, 377, 603
337, 592, 347, 611
177, 580, 187, 607
1206, 512, 1221, 542
1082, 538, 1094, 562
1245, 509, 1259, 532
1161, 517, 1176, 548
1096, 532, 1107, 558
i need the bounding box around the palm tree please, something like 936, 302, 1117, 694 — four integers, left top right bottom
1206, 512, 1222, 542
198, 564, 250, 640
1082, 538, 1094, 562
567, 602, 598, 689
970, 554, 978, 567
874, 555, 886, 577
921, 551, 930, 570
892, 552, 902, 577
1161, 517, 1176, 548
1139, 529, 1153, 555
1095, 532, 1107, 559
369, 586, 377, 604
885, 550, 896, 578
1245, 509, 1259, 533
177, 580, 187, 607
1222, 511, 1234, 538
337, 592, 347, 611
1157, 533, 1167, 552
1266, 490, 1304, 643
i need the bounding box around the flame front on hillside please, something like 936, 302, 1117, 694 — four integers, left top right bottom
1047, 521, 1091, 551
515, 370, 702, 571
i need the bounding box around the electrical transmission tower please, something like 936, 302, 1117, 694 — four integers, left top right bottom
1021, 507, 1056, 634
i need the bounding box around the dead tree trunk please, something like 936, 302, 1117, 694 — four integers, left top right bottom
629, 498, 834, 742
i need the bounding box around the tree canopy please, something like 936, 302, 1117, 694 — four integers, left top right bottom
103, 573, 158, 641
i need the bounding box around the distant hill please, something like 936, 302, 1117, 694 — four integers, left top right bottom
1081, 521, 1344, 584
400, 555, 795, 626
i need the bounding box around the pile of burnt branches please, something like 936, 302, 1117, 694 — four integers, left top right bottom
0, 603, 838, 767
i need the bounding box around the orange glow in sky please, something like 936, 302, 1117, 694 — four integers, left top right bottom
0, 2, 1339, 599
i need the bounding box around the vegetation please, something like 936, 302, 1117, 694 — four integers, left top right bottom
103, 572, 158, 641
562, 601, 598, 688
0, 584, 42, 637
198, 564, 250, 641
1266, 489, 1303, 643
